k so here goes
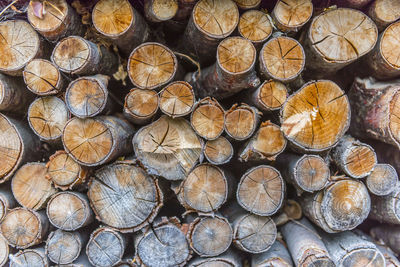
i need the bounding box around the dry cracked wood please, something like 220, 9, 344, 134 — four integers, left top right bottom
9, 247, 49, 267
123, 88, 159, 125
144, 0, 178, 23
191, 97, 225, 140
204, 136, 233, 165
238, 10, 272, 49
366, 163, 398, 196
369, 0, 400, 31
159, 81, 195, 118
251, 80, 288, 112
45, 229, 85, 265
224, 104, 260, 141
272, 0, 313, 33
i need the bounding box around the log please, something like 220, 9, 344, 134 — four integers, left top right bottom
47, 191, 94, 231
338, 0, 372, 9
92, 0, 149, 55
0, 185, 16, 222
367, 163, 399, 197
88, 162, 163, 232
123, 88, 159, 125
0, 73, 34, 113
281, 217, 335, 267
238, 10, 272, 50
51, 36, 117, 75
144, 0, 178, 23
330, 135, 377, 179
86, 227, 126, 267
281, 80, 350, 153
204, 136, 233, 165
368, 0, 400, 31
233, 0, 261, 10
370, 225, 400, 254
301, 178, 371, 233
0, 208, 49, 249
236, 165, 285, 216
11, 162, 57, 210
0, 236, 8, 267
272, 0, 313, 33
250, 80, 288, 113
272, 199, 302, 226
186, 36, 260, 99
159, 81, 195, 118
62, 116, 134, 166
27, 96, 70, 143
239, 121, 287, 162
369, 181, 400, 224
133, 115, 203, 181
9, 247, 49, 267
224, 104, 260, 141
188, 249, 242, 267
251, 240, 294, 267
163, 0, 198, 34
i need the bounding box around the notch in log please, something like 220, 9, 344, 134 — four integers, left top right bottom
251, 240, 294, 267
371, 225, 400, 255
238, 10, 272, 50
123, 88, 159, 125
159, 81, 195, 118
0, 74, 34, 113
369, 0, 400, 31
233, 0, 261, 10
272, 0, 313, 33
224, 104, 260, 141
365, 163, 398, 196
251, 80, 288, 113
9, 247, 49, 267
369, 181, 400, 224
204, 136, 234, 165
144, 0, 178, 23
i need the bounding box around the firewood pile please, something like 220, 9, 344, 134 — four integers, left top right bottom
1, 0, 400, 266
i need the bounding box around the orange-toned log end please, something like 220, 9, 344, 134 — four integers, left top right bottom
295, 155, 330, 192
260, 36, 305, 83
124, 88, 159, 124
233, 0, 261, 10
238, 10, 272, 46
381, 21, 400, 69
224, 104, 259, 141
281, 80, 350, 153
23, 59, 63, 95
366, 163, 398, 196
253, 80, 288, 112
237, 165, 285, 216
128, 42, 177, 90
272, 0, 313, 32
191, 97, 225, 140
159, 81, 195, 117
204, 136, 233, 165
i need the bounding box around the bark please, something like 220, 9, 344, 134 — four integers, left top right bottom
337, 0, 372, 9
238, 10, 272, 50
163, 0, 198, 34
204, 136, 233, 165
159, 81, 195, 118
0, 185, 16, 222
144, 0, 178, 23
9, 247, 49, 267
233, 0, 261, 10
123, 88, 159, 125
365, 163, 398, 196
369, 181, 400, 224
272, 0, 313, 33
0, 74, 35, 113
0, 236, 8, 267
224, 104, 261, 141
369, 0, 400, 31
250, 80, 288, 113
188, 249, 242, 267
251, 240, 294, 267
370, 225, 400, 254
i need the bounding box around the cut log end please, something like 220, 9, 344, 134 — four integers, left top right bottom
23, 59, 63, 95
238, 10, 272, 45
204, 136, 233, 165
343, 145, 376, 178
217, 37, 256, 74
342, 248, 386, 267
0, 236, 8, 267
389, 90, 400, 146
254, 80, 288, 112
46, 230, 82, 265
147, 0, 179, 22
272, 0, 313, 32
369, 0, 400, 30
381, 21, 400, 68
366, 163, 398, 196
191, 97, 225, 140
225, 104, 259, 141
124, 88, 159, 124
233, 0, 261, 10
295, 154, 330, 192
159, 81, 194, 117
10, 248, 49, 267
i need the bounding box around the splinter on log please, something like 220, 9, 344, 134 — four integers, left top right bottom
224, 104, 260, 141
128, 42, 179, 90
233, 0, 261, 10
272, 0, 313, 33
123, 88, 159, 125
238, 10, 272, 49
0, 185, 16, 222
239, 121, 287, 162
28, 96, 70, 143
51, 36, 117, 75
281, 80, 350, 153
47, 191, 93, 231
133, 115, 203, 180
0, 74, 34, 113
88, 162, 163, 232
92, 0, 149, 55
65, 75, 112, 118
237, 165, 285, 216
281, 217, 335, 267
304, 8, 378, 75
187, 215, 233, 257
301, 178, 371, 233
144, 0, 178, 23
46, 229, 86, 265
369, 0, 400, 31
159, 81, 195, 118
11, 162, 56, 210
204, 136, 233, 165
0, 208, 49, 249
330, 135, 377, 179
62, 116, 134, 167
0, 236, 8, 267
9, 247, 49, 267
370, 225, 400, 254
188, 249, 242, 267
251, 240, 294, 267
250, 80, 288, 113
365, 163, 398, 196
369, 181, 400, 224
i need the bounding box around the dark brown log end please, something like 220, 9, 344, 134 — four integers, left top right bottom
23, 59, 63, 95
159, 81, 195, 117
191, 97, 225, 140
204, 136, 233, 165
272, 0, 313, 32
238, 10, 272, 47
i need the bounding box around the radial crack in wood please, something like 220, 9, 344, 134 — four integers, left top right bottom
238, 10, 272, 49
159, 81, 195, 118
366, 163, 398, 196
124, 88, 159, 125
272, 0, 313, 33
204, 136, 233, 165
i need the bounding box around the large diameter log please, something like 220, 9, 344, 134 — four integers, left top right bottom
251, 240, 294, 267
238, 10, 272, 49
369, 181, 400, 224
370, 225, 400, 254
133, 115, 203, 181
0, 73, 34, 113
9, 247, 49, 267
272, 0, 313, 33
0, 236, 8, 267
204, 136, 233, 165
188, 249, 242, 267
366, 163, 398, 196
88, 162, 163, 232
191, 97, 225, 140
159, 81, 195, 118
251, 80, 288, 113
123, 88, 159, 125
92, 0, 149, 55
63, 116, 134, 167
281, 217, 335, 267
301, 178, 370, 233
224, 104, 260, 141
369, 0, 400, 31
281, 80, 350, 153
144, 0, 178, 23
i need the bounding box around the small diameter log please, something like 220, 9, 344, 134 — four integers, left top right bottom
123, 88, 159, 125
251, 80, 288, 113
159, 81, 195, 118
0, 186, 16, 222
86, 227, 126, 267
370, 225, 400, 254
281, 80, 350, 153
63, 116, 134, 167
204, 136, 233, 165
0, 73, 34, 113
133, 115, 202, 180
0, 236, 8, 267
251, 240, 294, 267
144, 0, 178, 22
224, 104, 260, 141
88, 162, 163, 232
128, 42, 178, 90
369, 0, 400, 31
0, 20, 43, 76
238, 10, 272, 49
191, 97, 225, 140
330, 135, 377, 179
11, 162, 56, 210
51, 36, 117, 75
301, 178, 370, 233
0, 208, 49, 249
46, 229, 85, 265
304, 8, 377, 75
92, 0, 149, 55
272, 0, 313, 33
233, 0, 261, 10
239, 121, 287, 162
366, 163, 398, 196
47, 191, 93, 231
369, 181, 400, 224
28, 96, 70, 143
9, 247, 49, 267
187, 36, 260, 100
237, 165, 285, 216
281, 217, 335, 267
188, 249, 242, 267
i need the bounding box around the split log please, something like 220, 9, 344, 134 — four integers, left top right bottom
250, 80, 288, 113
128, 42, 179, 90
188, 249, 242, 267
238, 10, 272, 49
366, 163, 398, 196
224, 104, 260, 141
370, 225, 400, 254
204, 136, 233, 165
187, 215, 233, 257
62, 116, 134, 167
251, 240, 294, 267
159, 81, 195, 118
281, 217, 335, 267
186, 36, 260, 99
330, 135, 377, 179
0, 185, 16, 222
144, 0, 178, 23
88, 162, 163, 232
92, 0, 149, 55
133, 115, 203, 180
272, 0, 313, 33
0, 236, 8, 267
11, 162, 56, 210
0, 20, 43, 76
369, 0, 400, 31
301, 178, 370, 233
51, 36, 117, 75
233, 0, 261, 10
281, 80, 350, 153
0, 208, 49, 249
9, 247, 49, 267
237, 165, 285, 216
123, 88, 159, 125
65, 75, 112, 118
27, 96, 70, 143
239, 121, 287, 162
0, 73, 34, 113
338, 0, 372, 9
369, 181, 400, 224
47, 191, 94, 231
86, 227, 126, 267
